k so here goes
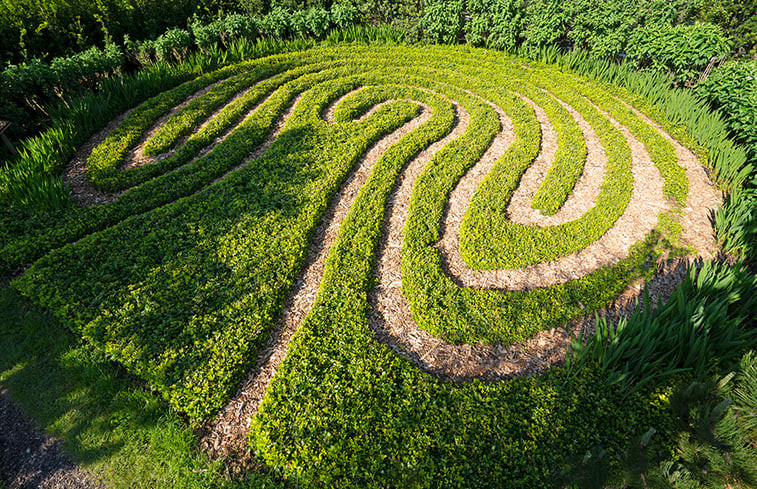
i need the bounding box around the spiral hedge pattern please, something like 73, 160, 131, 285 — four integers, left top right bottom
13, 44, 722, 482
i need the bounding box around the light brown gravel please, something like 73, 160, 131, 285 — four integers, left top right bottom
619, 99, 722, 257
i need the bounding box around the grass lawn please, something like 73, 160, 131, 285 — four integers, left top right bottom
0, 282, 286, 489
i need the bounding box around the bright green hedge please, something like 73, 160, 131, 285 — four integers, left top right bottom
8, 44, 747, 486
14, 58, 433, 420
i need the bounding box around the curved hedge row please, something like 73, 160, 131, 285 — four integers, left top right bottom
6, 43, 749, 486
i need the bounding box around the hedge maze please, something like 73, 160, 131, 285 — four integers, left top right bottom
11, 44, 724, 484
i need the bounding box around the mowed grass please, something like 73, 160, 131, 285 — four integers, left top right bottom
0, 282, 286, 489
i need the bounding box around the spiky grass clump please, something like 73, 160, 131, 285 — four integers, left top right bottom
568, 260, 757, 393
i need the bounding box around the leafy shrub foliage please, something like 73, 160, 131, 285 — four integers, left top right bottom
305, 6, 331, 38
698, 60, 757, 158
0, 43, 124, 144
0, 0, 236, 65
153, 29, 193, 64
417, 0, 464, 44
697, 60, 757, 258
628, 22, 732, 86
191, 13, 261, 51
260, 6, 291, 38
465, 0, 525, 51
330, 2, 359, 31
699, 0, 757, 54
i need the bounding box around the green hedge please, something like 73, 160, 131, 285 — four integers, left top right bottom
245, 46, 689, 486
0, 0, 236, 65
6, 45, 749, 486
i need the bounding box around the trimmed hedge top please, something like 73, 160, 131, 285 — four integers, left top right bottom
8, 43, 751, 487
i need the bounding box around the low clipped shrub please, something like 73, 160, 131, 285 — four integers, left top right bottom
3, 40, 753, 486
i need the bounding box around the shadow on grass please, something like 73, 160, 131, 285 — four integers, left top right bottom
0, 283, 294, 489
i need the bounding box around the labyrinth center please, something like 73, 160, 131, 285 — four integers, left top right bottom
16, 45, 721, 455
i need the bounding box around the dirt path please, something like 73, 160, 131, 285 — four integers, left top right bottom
0, 389, 104, 489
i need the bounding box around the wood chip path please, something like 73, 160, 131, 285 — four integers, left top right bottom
55, 75, 722, 474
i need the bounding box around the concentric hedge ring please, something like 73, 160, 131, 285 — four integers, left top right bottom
15, 44, 721, 447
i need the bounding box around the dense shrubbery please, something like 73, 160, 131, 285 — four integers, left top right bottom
464, 0, 525, 51
697, 60, 757, 258
1, 0, 752, 151
0, 43, 124, 141
0, 5, 359, 145
699, 0, 757, 54
698, 60, 757, 158
418, 0, 465, 44
0, 0, 237, 65
628, 22, 732, 85
418, 0, 732, 86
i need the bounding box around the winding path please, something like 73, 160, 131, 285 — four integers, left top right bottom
55, 62, 721, 470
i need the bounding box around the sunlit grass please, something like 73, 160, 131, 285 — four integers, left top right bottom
0, 282, 286, 489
